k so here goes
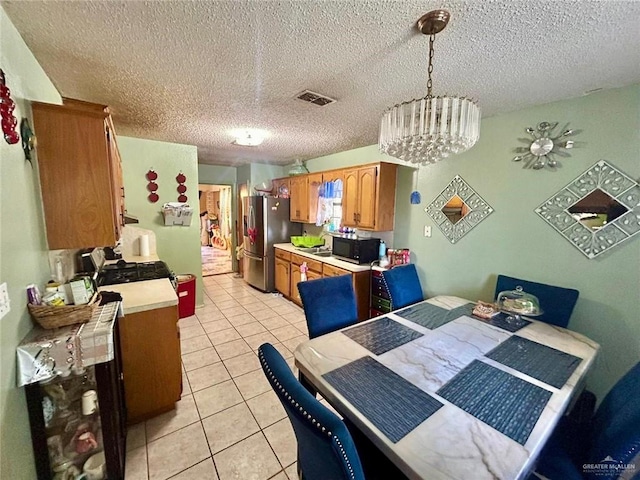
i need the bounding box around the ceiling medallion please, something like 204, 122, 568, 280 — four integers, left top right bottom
512, 122, 580, 170
379, 10, 481, 166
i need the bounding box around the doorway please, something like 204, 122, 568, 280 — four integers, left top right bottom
199, 184, 233, 276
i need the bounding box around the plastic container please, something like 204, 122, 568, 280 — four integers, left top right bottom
176, 274, 196, 319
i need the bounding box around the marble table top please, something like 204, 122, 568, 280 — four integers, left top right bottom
294, 295, 599, 480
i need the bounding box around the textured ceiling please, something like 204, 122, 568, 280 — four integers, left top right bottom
3, 1, 639, 166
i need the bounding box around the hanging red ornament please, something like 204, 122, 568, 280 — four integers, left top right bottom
176, 172, 187, 202
0, 69, 20, 145
146, 169, 159, 203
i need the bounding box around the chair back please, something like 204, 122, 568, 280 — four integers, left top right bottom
297, 275, 358, 338
587, 361, 640, 480
258, 343, 365, 480
382, 264, 424, 310
494, 274, 579, 328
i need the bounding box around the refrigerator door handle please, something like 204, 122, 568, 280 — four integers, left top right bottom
244, 252, 263, 261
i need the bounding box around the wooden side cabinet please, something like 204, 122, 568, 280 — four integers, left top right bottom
343, 163, 397, 231
32, 98, 125, 249
118, 305, 181, 424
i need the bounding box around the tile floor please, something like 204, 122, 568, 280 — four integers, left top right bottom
124, 273, 316, 480
201, 245, 233, 277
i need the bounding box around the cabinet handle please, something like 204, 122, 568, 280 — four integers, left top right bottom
121, 186, 125, 198
353, 213, 357, 222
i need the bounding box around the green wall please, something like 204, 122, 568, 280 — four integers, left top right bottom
305, 85, 640, 400
0, 7, 61, 478
118, 137, 204, 306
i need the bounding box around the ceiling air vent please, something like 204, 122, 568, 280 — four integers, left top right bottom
295, 90, 337, 106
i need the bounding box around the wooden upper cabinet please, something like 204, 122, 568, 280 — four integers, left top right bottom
342, 163, 397, 231
289, 173, 322, 223
322, 169, 344, 185
32, 98, 125, 249
272, 177, 290, 197
289, 175, 307, 222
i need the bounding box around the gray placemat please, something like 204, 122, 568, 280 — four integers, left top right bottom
395, 302, 475, 330
437, 360, 551, 445
486, 336, 582, 388
342, 317, 423, 355
323, 356, 443, 443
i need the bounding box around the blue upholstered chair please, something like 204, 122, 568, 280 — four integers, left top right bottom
381, 264, 424, 310
258, 343, 366, 480
297, 275, 358, 339
494, 274, 579, 328
534, 361, 640, 480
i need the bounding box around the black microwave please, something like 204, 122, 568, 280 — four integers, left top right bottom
332, 237, 380, 264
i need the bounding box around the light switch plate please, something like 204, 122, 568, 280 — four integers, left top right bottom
0, 283, 10, 320
424, 226, 432, 237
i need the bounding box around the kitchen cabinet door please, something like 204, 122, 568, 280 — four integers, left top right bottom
272, 177, 290, 197
343, 169, 359, 227
289, 175, 307, 222
341, 163, 397, 231
32, 98, 125, 249
118, 305, 181, 424
290, 264, 302, 306
356, 166, 377, 229
275, 257, 291, 297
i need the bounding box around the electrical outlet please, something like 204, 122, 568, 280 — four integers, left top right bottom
0, 283, 10, 320
424, 226, 432, 237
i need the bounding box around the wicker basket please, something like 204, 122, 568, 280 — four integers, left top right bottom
28, 293, 100, 329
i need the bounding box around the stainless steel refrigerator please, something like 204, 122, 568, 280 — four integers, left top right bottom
243, 196, 301, 292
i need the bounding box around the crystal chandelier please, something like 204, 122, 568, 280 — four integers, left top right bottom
379, 10, 481, 166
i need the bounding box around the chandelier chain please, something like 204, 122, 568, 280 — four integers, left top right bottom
426, 33, 435, 98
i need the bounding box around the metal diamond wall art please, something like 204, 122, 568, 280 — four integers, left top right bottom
425, 175, 494, 243
535, 160, 640, 258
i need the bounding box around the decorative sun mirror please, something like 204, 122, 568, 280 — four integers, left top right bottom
512, 122, 580, 170
536, 160, 640, 258
425, 175, 494, 243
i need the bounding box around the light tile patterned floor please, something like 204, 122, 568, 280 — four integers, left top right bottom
124, 273, 310, 480
202, 246, 233, 277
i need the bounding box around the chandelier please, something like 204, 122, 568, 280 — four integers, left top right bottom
379, 10, 481, 165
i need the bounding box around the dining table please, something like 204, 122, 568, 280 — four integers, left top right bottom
294, 295, 600, 480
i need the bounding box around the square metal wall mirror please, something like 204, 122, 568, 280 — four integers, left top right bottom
536, 160, 640, 259
425, 175, 494, 243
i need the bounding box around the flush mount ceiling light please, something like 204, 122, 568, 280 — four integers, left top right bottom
231, 129, 266, 147
379, 10, 481, 166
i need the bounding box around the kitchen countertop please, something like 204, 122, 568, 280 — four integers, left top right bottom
98, 278, 177, 315
274, 243, 372, 273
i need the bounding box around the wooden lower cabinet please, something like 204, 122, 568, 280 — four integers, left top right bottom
118, 305, 181, 424
274, 248, 370, 320
290, 254, 323, 306
322, 264, 371, 321
275, 257, 291, 297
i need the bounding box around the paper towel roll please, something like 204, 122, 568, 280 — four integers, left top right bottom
139, 234, 150, 257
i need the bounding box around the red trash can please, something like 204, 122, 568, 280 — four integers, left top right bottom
176, 274, 196, 319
